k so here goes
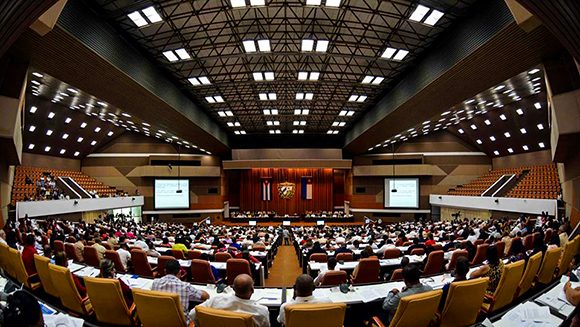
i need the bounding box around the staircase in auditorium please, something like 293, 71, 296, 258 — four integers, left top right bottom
11, 166, 120, 205
448, 164, 561, 199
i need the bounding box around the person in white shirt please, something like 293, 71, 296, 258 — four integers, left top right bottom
0, 230, 7, 245
92, 240, 107, 261
134, 237, 149, 251
116, 243, 131, 270
278, 274, 331, 325
189, 274, 269, 327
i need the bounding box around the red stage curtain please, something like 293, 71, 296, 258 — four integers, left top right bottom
238, 168, 334, 214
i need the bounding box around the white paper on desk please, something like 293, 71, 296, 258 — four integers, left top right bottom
252, 288, 282, 305
75, 267, 99, 277
502, 302, 552, 323
356, 287, 384, 303
68, 263, 85, 273
423, 275, 452, 290
328, 290, 362, 303
44, 313, 84, 327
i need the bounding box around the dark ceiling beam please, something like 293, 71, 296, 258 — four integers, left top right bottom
0, 0, 58, 57
343, 0, 564, 154
515, 0, 580, 61
9, 0, 230, 156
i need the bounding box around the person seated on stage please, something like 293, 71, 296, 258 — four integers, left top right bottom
278, 274, 331, 325
152, 260, 209, 313
189, 274, 269, 327
54, 251, 86, 297
314, 257, 338, 286
405, 238, 425, 255
381, 263, 433, 324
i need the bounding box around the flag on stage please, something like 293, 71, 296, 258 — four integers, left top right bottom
301, 177, 313, 200
261, 179, 272, 201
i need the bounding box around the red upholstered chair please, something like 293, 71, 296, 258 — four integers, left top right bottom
383, 249, 402, 259
446, 250, 468, 271
470, 244, 489, 265
320, 271, 347, 286
131, 249, 157, 277
54, 240, 65, 252
335, 253, 354, 262
226, 259, 251, 285
410, 248, 425, 256
507, 237, 521, 256
423, 250, 444, 276
351, 258, 380, 285
495, 241, 505, 259
523, 235, 533, 251
390, 269, 403, 281
310, 253, 328, 263
474, 239, 484, 247
83, 246, 101, 267
187, 250, 202, 260
191, 259, 217, 284
104, 250, 126, 273
252, 245, 266, 252
215, 252, 232, 262
432, 244, 443, 251
65, 243, 83, 263
157, 256, 175, 277
170, 249, 185, 260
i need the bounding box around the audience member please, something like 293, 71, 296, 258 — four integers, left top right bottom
2, 290, 44, 327
190, 274, 268, 327
21, 234, 38, 275
471, 245, 504, 294
116, 243, 131, 270
152, 259, 209, 312
439, 256, 469, 310
54, 251, 86, 296
314, 257, 338, 286
278, 274, 331, 325
99, 259, 133, 307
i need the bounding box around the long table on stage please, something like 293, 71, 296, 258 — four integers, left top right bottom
228, 215, 354, 223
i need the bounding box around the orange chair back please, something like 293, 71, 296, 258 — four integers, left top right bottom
191, 259, 216, 284
157, 256, 176, 277
131, 249, 155, 277
83, 246, 101, 267
447, 250, 468, 271
410, 248, 424, 256
170, 249, 185, 260
310, 253, 328, 263
215, 252, 232, 262
335, 253, 353, 262
470, 244, 489, 265
226, 259, 251, 284
390, 268, 403, 281
423, 250, 444, 275
65, 243, 82, 262
104, 250, 126, 273
352, 258, 380, 285
320, 270, 347, 286
54, 240, 65, 252
383, 249, 401, 259
188, 250, 202, 260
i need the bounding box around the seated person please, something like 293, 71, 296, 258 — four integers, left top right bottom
439, 256, 469, 310
470, 245, 504, 295
564, 255, 580, 305
3, 290, 44, 327
21, 234, 38, 275
314, 257, 338, 286
406, 238, 426, 255
54, 251, 86, 297
189, 274, 269, 327
116, 243, 131, 270
307, 242, 326, 261
278, 274, 331, 325
381, 263, 433, 324
334, 241, 353, 255
99, 259, 133, 307
152, 259, 209, 313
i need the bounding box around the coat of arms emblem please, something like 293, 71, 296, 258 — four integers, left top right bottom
277, 182, 295, 199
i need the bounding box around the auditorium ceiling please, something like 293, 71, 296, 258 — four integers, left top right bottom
367, 67, 551, 157
24, 70, 213, 158
85, 0, 478, 135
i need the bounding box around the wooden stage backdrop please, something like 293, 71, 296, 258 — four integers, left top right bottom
235, 168, 334, 214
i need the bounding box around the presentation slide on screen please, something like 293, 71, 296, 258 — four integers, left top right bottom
384, 178, 419, 208
154, 179, 190, 209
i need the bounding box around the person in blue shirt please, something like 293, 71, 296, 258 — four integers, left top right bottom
439, 256, 469, 310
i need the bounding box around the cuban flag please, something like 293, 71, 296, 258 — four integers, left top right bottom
301, 177, 313, 200
261, 179, 272, 201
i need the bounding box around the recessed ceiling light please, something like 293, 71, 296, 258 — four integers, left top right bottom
28, 144, 35, 150
534, 102, 542, 109
507, 148, 514, 153
522, 145, 529, 151
80, 122, 87, 128
537, 123, 544, 130
476, 139, 482, 144
44, 146, 51, 152
94, 127, 101, 133
107, 131, 114, 136
499, 114, 506, 120
121, 113, 131, 118
74, 151, 80, 157
28, 125, 36, 132
484, 120, 491, 125
60, 149, 66, 155
516, 109, 524, 115
29, 106, 37, 113
504, 132, 511, 138
46, 129, 53, 136
458, 129, 464, 134
528, 68, 540, 74
538, 142, 545, 148
494, 85, 505, 91
77, 137, 84, 143
48, 112, 55, 119
520, 128, 527, 134
470, 124, 477, 130
62, 133, 69, 139
91, 141, 97, 146
493, 150, 499, 155
490, 136, 496, 141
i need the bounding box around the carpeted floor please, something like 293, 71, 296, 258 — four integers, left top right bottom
264, 245, 302, 287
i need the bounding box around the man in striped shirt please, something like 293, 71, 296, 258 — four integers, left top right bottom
152, 259, 210, 312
